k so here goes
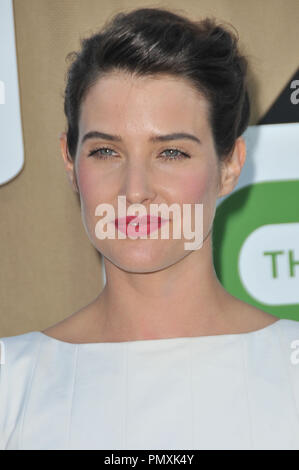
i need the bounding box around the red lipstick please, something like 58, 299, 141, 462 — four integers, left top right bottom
114, 215, 168, 236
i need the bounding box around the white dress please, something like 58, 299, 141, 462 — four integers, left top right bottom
0, 318, 299, 450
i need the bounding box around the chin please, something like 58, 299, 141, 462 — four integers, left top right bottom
101, 242, 183, 274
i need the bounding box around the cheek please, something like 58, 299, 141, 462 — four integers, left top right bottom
175, 167, 212, 204
76, 161, 105, 208
76, 160, 93, 193
75, 162, 111, 242
75, 162, 109, 242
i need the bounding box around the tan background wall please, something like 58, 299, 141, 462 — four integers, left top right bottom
1, 0, 298, 337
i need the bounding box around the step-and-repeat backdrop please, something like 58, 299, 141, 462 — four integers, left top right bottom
0, 0, 298, 335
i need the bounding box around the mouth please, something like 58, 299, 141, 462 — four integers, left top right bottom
114, 215, 169, 236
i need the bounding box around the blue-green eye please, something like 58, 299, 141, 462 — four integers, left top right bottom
160, 149, 190, 160
88, 147, 190, 160
88, 147, 116, 159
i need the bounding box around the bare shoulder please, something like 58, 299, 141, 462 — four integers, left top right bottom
41, 294, 281, 342
41, 303, 98, 343
226, 296, 280, 333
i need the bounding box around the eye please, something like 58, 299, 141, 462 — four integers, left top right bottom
160, 148, 190, 161
87, 147, 191, 161
88, 147, 117, 159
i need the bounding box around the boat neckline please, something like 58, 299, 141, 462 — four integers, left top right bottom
33, 318, 284, 347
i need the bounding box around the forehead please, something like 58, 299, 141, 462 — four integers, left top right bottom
78, 71, 211, 137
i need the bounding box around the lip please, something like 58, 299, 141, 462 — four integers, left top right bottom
114, 215, 169, 236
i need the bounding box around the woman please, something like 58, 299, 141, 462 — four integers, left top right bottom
1, 7, 298, 450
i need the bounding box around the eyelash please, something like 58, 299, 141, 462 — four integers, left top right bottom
87, 147, 190, 161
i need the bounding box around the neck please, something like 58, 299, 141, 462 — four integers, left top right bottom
92, 232, 235, 341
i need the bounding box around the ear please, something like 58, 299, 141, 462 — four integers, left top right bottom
59, 132, 79, 193
217, 136, 246, 198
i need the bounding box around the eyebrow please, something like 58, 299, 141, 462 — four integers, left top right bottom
81, 130, 201, 146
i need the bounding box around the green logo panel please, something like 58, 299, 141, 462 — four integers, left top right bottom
213, 180, 299, 321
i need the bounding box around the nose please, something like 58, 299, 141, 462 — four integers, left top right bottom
121, 158, 156, 207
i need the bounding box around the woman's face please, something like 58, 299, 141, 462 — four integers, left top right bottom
64, 71, 234, 273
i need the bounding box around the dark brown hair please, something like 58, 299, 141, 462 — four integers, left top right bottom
63, 7, 250, 161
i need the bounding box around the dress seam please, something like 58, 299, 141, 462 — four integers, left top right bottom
242, 336, 254, 450
18, 334, 43, 450
66, 344, 79, 449
122, 343, 128, 450
189, 340, 195, 449
277, 321, 299, 441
